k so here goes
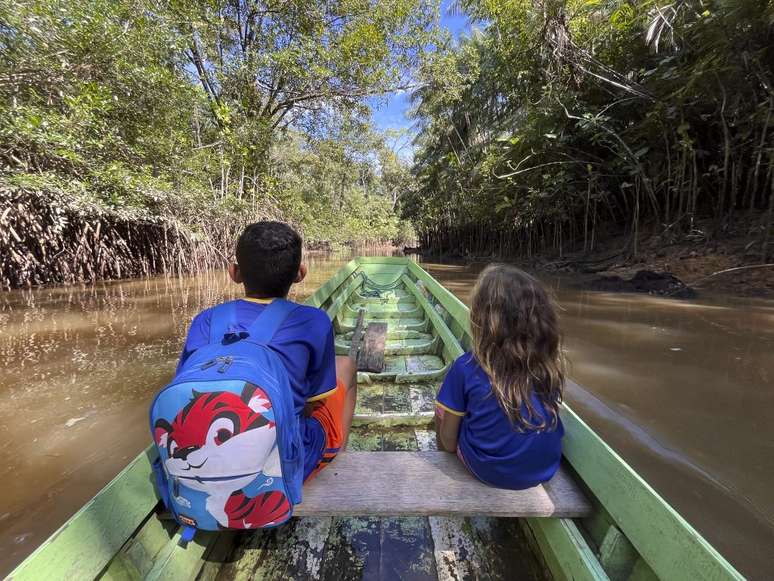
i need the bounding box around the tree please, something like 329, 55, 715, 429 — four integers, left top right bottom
0, 0, 427, 229
405, 0, 774, 259
169, 0, 436, 183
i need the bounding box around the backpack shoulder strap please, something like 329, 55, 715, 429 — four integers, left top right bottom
246, 299, 299, 343
209, 301, 238, 344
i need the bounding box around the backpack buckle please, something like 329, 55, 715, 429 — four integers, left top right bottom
179, 525, 197, 546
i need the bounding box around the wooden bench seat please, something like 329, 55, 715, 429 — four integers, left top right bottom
295, 451, 591, 518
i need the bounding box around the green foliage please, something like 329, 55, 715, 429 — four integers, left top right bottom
405, 0, 774, 257
0, 0, 427, 245
266, 124, 414, 246
0, 0, 195, 209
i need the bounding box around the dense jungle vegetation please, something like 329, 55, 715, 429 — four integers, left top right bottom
405, 0, 774, 261
3, 0, 773, 287
0, 0, 426, 287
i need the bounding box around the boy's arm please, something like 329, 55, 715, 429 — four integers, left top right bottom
303, 312, 338, 406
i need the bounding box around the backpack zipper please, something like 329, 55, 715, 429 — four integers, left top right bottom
200, 358, 219, 370
217, 356, 234, 373
199, 356, 234, 372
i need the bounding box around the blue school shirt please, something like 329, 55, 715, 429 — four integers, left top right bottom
436, 353, 564, 490
178, 298, 337, 479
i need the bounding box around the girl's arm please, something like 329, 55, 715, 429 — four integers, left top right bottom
435, 356, 466, 452
435, 406, 462, 452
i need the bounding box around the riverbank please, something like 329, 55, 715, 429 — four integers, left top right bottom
538, 230, 774, 298
1, 186, 226, 289
418, 221, 774, 299
0, 185, 409, 290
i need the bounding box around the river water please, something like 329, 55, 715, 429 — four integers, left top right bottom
1, 253, 772, 578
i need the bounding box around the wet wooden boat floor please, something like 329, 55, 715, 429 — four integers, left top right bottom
198, 278, 549, 580
200, 428, 549, 581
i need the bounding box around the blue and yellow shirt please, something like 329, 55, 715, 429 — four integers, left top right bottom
437, 353, 564, 490
178, 298, 337, 478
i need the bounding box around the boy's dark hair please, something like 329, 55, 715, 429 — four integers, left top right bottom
235, 221, 302, 297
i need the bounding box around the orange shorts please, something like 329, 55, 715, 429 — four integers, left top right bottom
306, 379, 347, 481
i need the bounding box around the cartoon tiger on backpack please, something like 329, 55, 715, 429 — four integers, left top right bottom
153, 384, 291, 529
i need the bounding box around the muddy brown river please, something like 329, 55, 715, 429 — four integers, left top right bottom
1, 254, 773, 578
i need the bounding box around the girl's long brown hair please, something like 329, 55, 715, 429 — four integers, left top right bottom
469, 264, 565, 431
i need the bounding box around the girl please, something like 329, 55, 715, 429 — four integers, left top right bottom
435, 264, 565, 490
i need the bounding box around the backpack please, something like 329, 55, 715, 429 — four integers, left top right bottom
149, 299, 303, 541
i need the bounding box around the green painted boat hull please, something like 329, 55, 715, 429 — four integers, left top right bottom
7, 257, 744, 581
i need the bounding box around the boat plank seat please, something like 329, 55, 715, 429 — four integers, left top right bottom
295, 451, 591, 518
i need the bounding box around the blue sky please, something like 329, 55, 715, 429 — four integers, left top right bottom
368, 1, 470, 151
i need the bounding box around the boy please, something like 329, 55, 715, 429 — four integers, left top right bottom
178, 221, 357, 481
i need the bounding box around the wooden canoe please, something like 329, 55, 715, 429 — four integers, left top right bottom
7, 257, 743, 580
